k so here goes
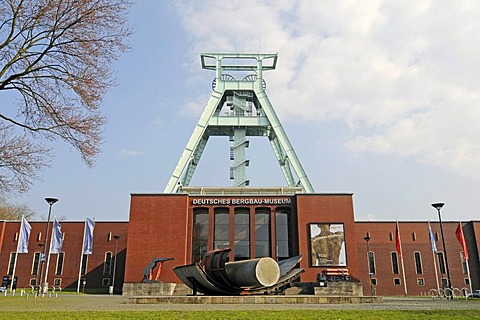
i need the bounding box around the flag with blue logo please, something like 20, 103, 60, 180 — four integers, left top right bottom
49, 218, 63, 254
428, 222, 437, 253
17, 215, 31, 253
82, 217, 95, 254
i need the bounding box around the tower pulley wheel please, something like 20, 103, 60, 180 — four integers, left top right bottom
243, 74, 267, 91
212, 74, 236, 90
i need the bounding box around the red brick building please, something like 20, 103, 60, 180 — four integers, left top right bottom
124, 190, 360, 285
1, 195, 478, 296
0, 220, 128, 293
123, 189, 479, 296
356, 221, 480, 296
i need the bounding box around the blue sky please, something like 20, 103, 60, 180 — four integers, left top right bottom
11, 0, 480, 222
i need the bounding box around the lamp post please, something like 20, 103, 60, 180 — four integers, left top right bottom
363, 234, 374, 296
38, 197, 58, 294
110, 235, 120, 295
431, 202, 452, 297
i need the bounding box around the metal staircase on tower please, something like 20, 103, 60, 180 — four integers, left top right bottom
164, 53, 314, 193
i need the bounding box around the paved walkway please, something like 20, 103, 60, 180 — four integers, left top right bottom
0, 295, 479, 312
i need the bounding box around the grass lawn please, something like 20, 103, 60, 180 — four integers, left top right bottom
0, 310, 479, 319
0, 294, 479, 319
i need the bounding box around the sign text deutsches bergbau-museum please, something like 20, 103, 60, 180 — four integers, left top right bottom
191, 198, 292, 206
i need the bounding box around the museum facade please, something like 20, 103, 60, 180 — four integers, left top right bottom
1, 191, 479, 296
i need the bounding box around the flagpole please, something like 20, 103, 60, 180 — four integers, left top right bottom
77, 218, 87, 294
44, 216, 56, 291
466, 253, 473, 296
10, 217, 22, 293
457, 221, 473, 296
10, 251, 18, 294
428, 221, 440, 296
11, 215, 28, 293
397, 221, 408, 296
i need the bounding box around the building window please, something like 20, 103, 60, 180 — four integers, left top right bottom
371, 278, 377, 285
30, 278, 37, 287
275, 209, 290, 259
214, 208, 230, 250
417, 278, 424, 286
414, 251, 423, 274
8, 253, 16, 275
102, 278, 110, 287
465, 278, 470, 285
56, 253, 64, 275
460, 252, 468, 274
255, 208, 271, 258
412, 232, 416, 241
31, 252, 41, 275
435, 232, 439, 241
367, 251, 376, 275
37, 232, 42, 242
54, 278, 62, 287
437, 252, 446, 275
192, 208, 209, 263
14, 232, 18, 241
390, 252, 399, 274
107, 232, 112, 242
389, 232, 393, 241
234, 209, 250, 260
81, 254, 88, 275
393, 278, 401, 286
103, 252, 113, 275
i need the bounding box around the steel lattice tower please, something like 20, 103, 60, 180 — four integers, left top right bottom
165, 53, 314, 193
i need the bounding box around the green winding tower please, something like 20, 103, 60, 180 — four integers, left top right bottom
165, 53, 314, 194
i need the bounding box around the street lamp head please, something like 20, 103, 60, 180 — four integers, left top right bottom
431, 202, 445, 210
113, 235, 120, 240
45, 197, 58, 205
363, 235, 371, 242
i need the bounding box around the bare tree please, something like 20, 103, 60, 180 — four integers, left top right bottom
0, 0, 132, 194
0, 195, 36, 220
0, 122, 50, 193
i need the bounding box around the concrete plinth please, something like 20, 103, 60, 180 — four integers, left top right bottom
314, 282, 363, 296
122, 282, 177, 296
128, 295, 383, 304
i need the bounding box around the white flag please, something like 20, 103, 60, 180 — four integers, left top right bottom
428, 224, 438, 253
49, 218, 63, 254
82, 217, 95, 254
17, 215, 32, 253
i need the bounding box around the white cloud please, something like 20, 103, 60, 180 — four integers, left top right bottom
120, 149, 145, 158
356, 212, 377, 221
173, 0, 480, 179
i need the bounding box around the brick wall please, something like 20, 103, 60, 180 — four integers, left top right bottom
296, 194, 359, 283
124, 194, 189, 283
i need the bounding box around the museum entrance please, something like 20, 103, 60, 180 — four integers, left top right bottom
192, 206, 297, 263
